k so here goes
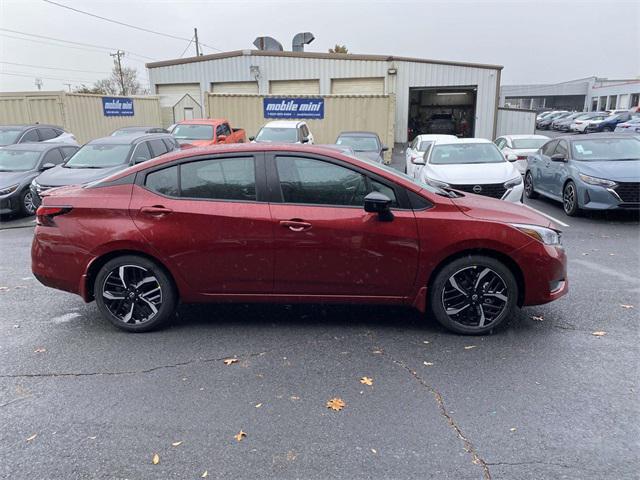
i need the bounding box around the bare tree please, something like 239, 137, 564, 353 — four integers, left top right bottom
74, 60, 146, 95
328, 44, 349, 54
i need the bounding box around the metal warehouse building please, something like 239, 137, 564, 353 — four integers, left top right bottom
146, 49, 503, 144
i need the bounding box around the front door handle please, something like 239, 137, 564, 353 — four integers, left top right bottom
280, 220, 312, 232
140, 205, 173, 217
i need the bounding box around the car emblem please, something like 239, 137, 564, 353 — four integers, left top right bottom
473, 185, 482, 193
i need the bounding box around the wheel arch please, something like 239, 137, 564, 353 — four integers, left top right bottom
85, 249, 179, 302
426, 248, 526, 308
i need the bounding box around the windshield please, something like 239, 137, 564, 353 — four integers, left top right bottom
172, 124, 214, 141
511, 138, 548, 149
0, 128, 23, 146
65, 144, 132, 168
431, 143, 505, 165
572, 138, 640, 161
255, 127, 298, 143
0, 149, 40, 171
336, 135, 379, 151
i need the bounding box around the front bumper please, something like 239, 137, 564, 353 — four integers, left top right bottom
577, 181, 640, 210
502, 182, 525, 203
0, 190, 23, 215
513, 241, 568, 306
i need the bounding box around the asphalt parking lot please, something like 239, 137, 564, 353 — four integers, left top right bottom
1, 157, 639, 479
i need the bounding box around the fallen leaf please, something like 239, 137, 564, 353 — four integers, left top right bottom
234, 430, 247, 442
326, 397, 346, 411
88, 436, 97, 440
201, 471, 208, 478
223, 358, 238, 366
464, 345, 476, 350
34, 348, 46, 353
26, 433, 37, 441
0, 287, 9, 292
581, 252, 589, 256
372, 349, 383, 354
423, 362, 434, 366
255, 403, 262, 408
592, 331, 607, 337
171, 441, 182, 447
531, 315, 544, 322
290, 395, 300, 401
371, 448, 377, 454
609, 253, 616, 256
510, 428, 517, 432
360, 376, 373, 386
152, 453, 160, 465
621, 304, 634, 309
423, 340, 430, 344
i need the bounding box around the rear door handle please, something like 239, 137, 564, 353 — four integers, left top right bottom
279, 220, 312, 232
140, 205, 173, 217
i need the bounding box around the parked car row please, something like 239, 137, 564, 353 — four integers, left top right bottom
536, 109, 640, 133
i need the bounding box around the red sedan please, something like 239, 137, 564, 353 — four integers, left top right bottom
32, 144, 567, 334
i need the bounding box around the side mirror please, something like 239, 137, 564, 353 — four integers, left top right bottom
506, 153, 518, 162
301, 136, 310, 144
550, 153, 567, 162
249, 136, 255, 141
364, 192, 394, 221
381, 145, 389, 152
134, 156, 149, 164
41, 162, 56, 170
411, 154, 426, 165
217, 135, 227, 142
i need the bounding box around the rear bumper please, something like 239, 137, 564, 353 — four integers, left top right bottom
513, 242, 568, 306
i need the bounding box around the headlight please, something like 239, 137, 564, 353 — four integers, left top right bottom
511, 223, 561, 245
424, 177, 450, 189
0, 184, 19, 196
504, 176, 523, 188
31, 179, 38, 188
578, 174, 617, 188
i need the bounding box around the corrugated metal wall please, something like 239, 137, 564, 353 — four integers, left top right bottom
0, 92, 162, 143
148, 52, 501, 143
495, 108, 536, 137
206, 93, 395, 161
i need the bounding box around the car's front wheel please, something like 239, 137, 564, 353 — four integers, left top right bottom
429, 255, 518, 335
524, 172, 538, 199
20, 188, 36, 216
562, 180, 580, 216
94, 255, 177, 332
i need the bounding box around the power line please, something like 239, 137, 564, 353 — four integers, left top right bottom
0, 70, 99, 84
42, 0, 223, 52
0, 61, 111, 75
179, 36, 195, 58
0, 28, 155, 61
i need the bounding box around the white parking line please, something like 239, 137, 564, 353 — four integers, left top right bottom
522, 204, 570, 228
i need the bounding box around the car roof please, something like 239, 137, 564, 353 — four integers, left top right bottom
337, 131, 379, 137
0, 124, 63, 130
113, 126, 159, 131
88, 133, 174, 145
176, 119, 227, 125
567, 133, 640, 141
504, 134, 549, 140
263, 120, 304, 128
0, 142, 71, 152
447, 138, 493, 145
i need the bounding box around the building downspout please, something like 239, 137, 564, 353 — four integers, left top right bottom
492, 68, 502, 140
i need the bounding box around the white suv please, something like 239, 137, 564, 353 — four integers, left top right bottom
253, 120, 314, 144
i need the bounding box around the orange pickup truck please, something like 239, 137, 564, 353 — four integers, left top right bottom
171, 118, 246, 148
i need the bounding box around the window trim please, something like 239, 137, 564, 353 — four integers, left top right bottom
138, 152, 267, 204
130, 141, 152, 164
17, 128, 39, 143
265, 151, 411, 210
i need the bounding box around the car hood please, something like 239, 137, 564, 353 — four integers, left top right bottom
450, 193, 556, 229
35, 164, 126, 187
425, 162, 519, 184
354, 151, 383, 163
0, 170, 35, 189
576, 160, 640, 181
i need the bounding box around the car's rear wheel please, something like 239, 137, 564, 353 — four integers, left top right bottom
20, 189, 36, 216
603, 126, 613, 132
94, 255, 177, 332
562, 180, 580, 216
524, 172, 538, 199
429, 255, 518, 335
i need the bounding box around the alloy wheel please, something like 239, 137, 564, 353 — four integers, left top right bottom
23, 191, 35, 215
101, 265, 163, 325
563, 183, 576, 215
524, 173, 534, 196
441, 266, 509, 329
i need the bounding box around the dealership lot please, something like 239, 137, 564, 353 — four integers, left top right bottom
1, 163, 638, 480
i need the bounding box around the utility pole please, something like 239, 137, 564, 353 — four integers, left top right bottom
64, 83, 72, 92
110, 50, 126, 95
194, 28, 201, 56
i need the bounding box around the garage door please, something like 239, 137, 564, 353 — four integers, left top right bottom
211, 82, 259, 94
269, 80, 320, 95
331, 77, 385, 94
156, 83, 201, 107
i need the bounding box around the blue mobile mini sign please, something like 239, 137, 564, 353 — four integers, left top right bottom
263, 97, 324, 119
102, 97, 134, 116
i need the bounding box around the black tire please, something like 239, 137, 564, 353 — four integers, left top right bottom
429, 255, 518, 335
94, 255, 177, 332
20, 188, 36, 216
603, 126, 613, 132
562, 180, 580, 217
524, 171, 538, 199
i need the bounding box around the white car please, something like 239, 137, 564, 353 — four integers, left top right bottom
252, 120, 314, 144
405, 134, 457, 178
416, 138, 524, 203
571, 114, 608, 133
494, 134, 549, 175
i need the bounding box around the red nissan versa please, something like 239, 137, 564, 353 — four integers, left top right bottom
31, 144, 567, 335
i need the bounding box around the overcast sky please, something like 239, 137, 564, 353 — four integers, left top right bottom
1, 0, 638, 92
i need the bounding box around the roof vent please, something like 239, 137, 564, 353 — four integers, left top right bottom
253, 36, 283, 51
292, 32, 314, 52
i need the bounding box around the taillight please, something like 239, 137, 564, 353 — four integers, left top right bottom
36, 206, 72, 227
517, 155, 528, 160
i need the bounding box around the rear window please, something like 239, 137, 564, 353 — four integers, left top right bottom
511, 138, 548, 149
255, 127, 298, 143
172, 124, 214, 141
336, 135, 379, 152
571, 138, 640, 161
